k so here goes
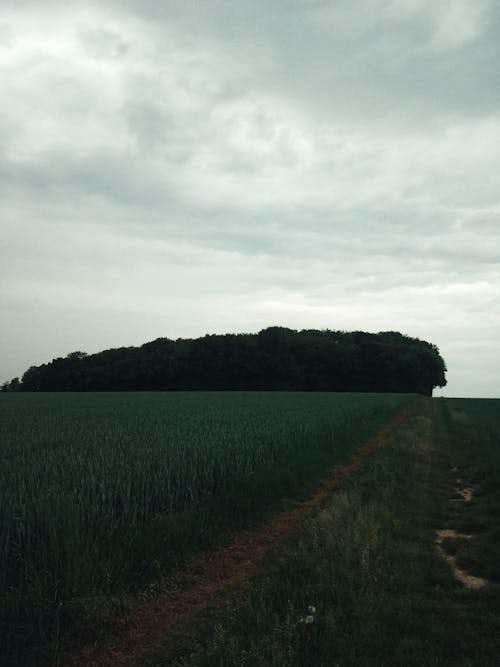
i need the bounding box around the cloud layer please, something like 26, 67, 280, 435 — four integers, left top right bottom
1, 1, 499, 396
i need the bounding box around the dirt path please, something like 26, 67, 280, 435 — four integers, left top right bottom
60, 403, 414, 667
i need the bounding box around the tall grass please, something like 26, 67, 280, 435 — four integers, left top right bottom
0, 391, 408, 664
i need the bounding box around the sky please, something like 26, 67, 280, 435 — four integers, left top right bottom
1, 1, 499, 397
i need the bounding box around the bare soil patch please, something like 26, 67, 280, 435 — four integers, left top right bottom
435, 532, 487, 591
435, 529, 473, 541
454, 486, 473, 502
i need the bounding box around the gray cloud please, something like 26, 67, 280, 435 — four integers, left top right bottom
1, 0, 499, 395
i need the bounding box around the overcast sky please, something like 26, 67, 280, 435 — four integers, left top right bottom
1, 1, 499, 397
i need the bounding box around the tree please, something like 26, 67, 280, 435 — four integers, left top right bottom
14, 328, 448, 394
3, 377, 21, 391
21, 366, 44, 391
66, 351, 88, 360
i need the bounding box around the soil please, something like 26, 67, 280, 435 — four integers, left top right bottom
435, 535, 487, 591
58, 403, 414, 667
455, 486, 473, 502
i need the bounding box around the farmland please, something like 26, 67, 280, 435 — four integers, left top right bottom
145, 398, 500, 667
2, 393, 499, 666
0, 391, 409, 665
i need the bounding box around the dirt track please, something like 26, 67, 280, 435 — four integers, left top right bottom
61, 403, 414, 667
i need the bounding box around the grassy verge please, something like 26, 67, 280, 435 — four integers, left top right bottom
444, 399, 500, 583
143, 400, 500, 666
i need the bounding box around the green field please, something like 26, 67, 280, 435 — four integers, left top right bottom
0, 391, 409, 666
153, 398, 500, 667
2, 393, 499, 666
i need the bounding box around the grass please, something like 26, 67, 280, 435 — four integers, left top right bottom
142, 399, 500, 667
0, 391, 409, 666
4, 393, 498, 665
443, 399, 500, 583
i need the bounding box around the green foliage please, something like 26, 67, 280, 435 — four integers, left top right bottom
1, 377, 21, 392
0, 391, 408, 665
18, 327, 447, 394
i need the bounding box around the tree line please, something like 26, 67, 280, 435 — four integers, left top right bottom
2, 328, 447, 396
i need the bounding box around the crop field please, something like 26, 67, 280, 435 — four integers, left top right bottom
150, 398, 500, 667
447, 397, 500, 436
0, 391, 409, 665
3, 393, 498, 666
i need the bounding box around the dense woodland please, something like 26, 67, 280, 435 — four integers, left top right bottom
4, 328, 447, 395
